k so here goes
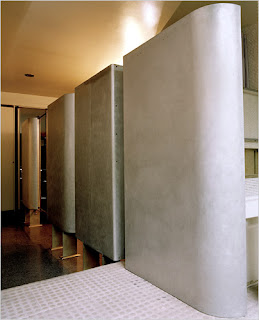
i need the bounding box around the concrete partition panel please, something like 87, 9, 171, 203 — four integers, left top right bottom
124, 4, 246, 318
47, 94, 75, 233
22, 118, 40, 210
75, 65, 124, 261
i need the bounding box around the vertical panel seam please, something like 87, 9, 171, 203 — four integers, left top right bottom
111, 65, 117, 258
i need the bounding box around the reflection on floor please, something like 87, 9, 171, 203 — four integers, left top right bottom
1, 224, 99, 290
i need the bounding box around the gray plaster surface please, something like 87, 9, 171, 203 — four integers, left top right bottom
75, 65, 124, 261
47, 93, 75, 233
124, 4, 246, 318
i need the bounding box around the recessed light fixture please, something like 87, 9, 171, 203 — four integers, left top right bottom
24, 73, 34, 77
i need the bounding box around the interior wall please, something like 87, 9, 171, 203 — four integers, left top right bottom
1, 107, 15, 211
1, 92, 56, 109
242, 24, 258, 91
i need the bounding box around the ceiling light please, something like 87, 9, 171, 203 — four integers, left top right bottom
24, 74, 34, 78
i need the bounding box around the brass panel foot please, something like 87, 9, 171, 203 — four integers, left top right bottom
59, 253, 81, 260
29, 224, 43, 228
51, 246, 63, 251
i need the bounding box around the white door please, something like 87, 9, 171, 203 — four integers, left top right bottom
1, 106, 15, 211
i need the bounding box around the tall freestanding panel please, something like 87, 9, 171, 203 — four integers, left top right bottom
22, 118, 40, 210
47, 94, 75, 234
75, 65, 124, 261
124, 4, 246, 318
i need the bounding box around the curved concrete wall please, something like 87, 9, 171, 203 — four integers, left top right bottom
47, 93, 75, 233
75, 65, 124, 261
124, 4, 246, 318
22, 118, 40, 210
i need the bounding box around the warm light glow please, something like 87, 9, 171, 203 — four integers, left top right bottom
142, 2, 160, 28
123, 17, 144, 56
121, 2, 162, 59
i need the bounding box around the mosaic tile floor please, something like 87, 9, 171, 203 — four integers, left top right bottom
1, 262, 258, 320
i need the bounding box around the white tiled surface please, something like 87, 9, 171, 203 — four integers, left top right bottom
245, 178, 258, 198
1, 262, 258, 320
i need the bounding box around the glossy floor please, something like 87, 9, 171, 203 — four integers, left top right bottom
1, 224, 99, 289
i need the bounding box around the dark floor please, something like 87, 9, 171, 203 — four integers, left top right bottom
1, 223, 98, 290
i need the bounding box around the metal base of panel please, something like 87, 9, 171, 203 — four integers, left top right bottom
24, 209, 41, 227
59, 232, 79, 259
99, 253, 113, 266
51, 225, 63, 250
51, 226, 80, 259
83, 244, 99, 270
82, 244, 113, 269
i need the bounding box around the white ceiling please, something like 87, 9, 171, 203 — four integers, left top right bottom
1, 1, 180, 98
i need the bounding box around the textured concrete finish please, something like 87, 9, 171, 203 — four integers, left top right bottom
124, 4, 246, 318
21, 118, 40, 210
47, 94, 75, 233
75, 65, 124, 261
